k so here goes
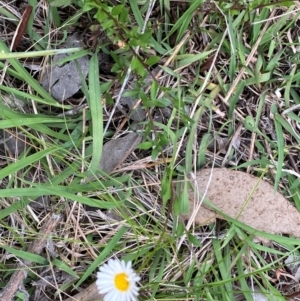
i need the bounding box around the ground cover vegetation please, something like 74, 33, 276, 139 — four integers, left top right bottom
1, 0, 300, 300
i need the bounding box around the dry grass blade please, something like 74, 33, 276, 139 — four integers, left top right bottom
0, 214, 60, 301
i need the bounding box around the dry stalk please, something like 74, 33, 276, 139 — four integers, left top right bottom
0, 213, 60, 301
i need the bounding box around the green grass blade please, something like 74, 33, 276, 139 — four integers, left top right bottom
0, 245, 48, 265
87, 52, 103, 174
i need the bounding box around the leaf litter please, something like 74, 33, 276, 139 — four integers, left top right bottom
184, 168, 300, 239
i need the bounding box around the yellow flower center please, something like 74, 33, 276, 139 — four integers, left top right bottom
114, 272, 130, 292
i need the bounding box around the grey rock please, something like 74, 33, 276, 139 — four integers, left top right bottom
41, 33, 89, 102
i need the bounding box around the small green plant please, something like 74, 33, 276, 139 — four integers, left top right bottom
83, 0, 155, 79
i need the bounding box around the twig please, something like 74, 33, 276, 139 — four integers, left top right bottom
0, 214, 61, 301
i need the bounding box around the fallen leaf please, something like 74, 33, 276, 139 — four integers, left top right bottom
184, 168, 300, 238
99, 132, 142, 173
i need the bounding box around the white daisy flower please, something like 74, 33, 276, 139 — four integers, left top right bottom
96, 259, 141, 301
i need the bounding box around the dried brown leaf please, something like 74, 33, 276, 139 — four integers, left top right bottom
99, 132, 142, 173
184, 168, 300, 238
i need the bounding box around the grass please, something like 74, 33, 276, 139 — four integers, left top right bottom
1, 0, 300, 300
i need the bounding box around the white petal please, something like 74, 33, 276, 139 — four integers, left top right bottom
130, 285, 139, 295
120, 260, 127, 270
100, 264, 115, 273
104, 289, 119, 301
99, 265, 111, 273
126, 261, 133, 273
124, 292, 131, 301
98, 286, 115, 293
127, 290, 136, 301
110, 259, 122, 272
97, 279, 114, 286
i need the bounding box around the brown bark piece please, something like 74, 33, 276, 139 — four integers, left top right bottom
64, 282, 103, 301
185, 168, 300, 238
